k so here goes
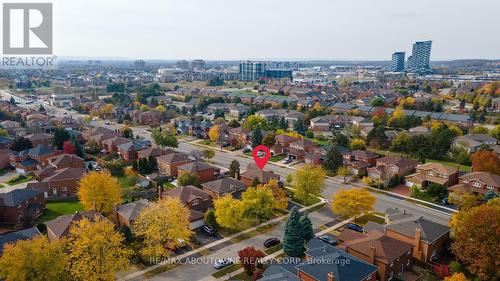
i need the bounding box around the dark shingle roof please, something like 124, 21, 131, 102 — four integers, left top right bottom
0, 189, 43, 206
201, 177, 246, 195
0, 227, 40, 255
386, 216, 450, 243
116, 199, 152, 221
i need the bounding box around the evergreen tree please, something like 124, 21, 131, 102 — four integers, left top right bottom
204, 209, 218, 230
148, 155, 157, 172
53, 127, 70, 150
323, 147, 343, 172
251, 177, 260, 187
39, 104, 45, 112
283, 207, 305, 257
9, 96, 15, 105
132, 160, 138, 172
300, 213, 314, 243
279, 116, 288, 130
251, 126, 263, 147
229, 160, 240, 179
293, 119, 307, 135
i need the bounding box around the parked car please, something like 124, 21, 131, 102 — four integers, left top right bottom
242, 147, 251, 153
202, 225, 215, 236
264, 237, 280, 248
221, 142, 230, 147
281, 157, 292, 164
317, 234, 337, 246
213, 258, 233, 269
441, 197, 449, 205
346, 223, 363, 233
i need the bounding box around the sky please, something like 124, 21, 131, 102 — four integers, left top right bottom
50, 0, 500, 60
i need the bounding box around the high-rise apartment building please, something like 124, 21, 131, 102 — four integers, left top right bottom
191, 59, 206, 69
406, 41, 432, 72
239, 61, 266, 81
390, 52, 405, 72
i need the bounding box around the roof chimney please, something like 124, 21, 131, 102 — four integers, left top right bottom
369, 245, 376, 264
328, 272, 334, 281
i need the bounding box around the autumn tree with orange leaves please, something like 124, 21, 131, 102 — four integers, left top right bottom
470, 150, 500, 175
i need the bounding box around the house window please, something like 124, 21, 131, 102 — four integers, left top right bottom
192, 199, 199, 206
487, 185, 493, 190
473, 182, 481, 188
62, 187, 67, 192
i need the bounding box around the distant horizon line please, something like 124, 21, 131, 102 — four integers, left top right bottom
58, 56, 500, 63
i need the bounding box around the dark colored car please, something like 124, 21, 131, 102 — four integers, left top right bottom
264, 237, 280, 248
202, 225, 215, 236
221, 142, 230, 147
317, 234, 337, 246
346, 223, 363, 233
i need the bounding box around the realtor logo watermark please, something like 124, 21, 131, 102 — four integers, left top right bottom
1, 2, 57, 69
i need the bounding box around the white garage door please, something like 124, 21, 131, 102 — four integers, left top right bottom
189, 219, 205, 230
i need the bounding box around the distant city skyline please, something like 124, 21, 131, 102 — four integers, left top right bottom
54, 0, 500, 60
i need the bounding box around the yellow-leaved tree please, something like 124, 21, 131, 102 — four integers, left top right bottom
331, 188, 376, 219
262, 179, 288, 210
66, 218, 131, 281
0, 236, 67, 281
208, 125, 220, 142
444, 273, 468, 281
241, 185, 277, 222
214, 194, 245, 230
293, 164, 326, 205
133, 197, 192, 259
77, 170, 122, 216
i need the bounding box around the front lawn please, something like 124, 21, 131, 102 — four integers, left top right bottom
269, 155, 286, 162
6, 174, 33, 185
36, 200, 84, 223
354, 213, 385, 226
0, 183, 4, 189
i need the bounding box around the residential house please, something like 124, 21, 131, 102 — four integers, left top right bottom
452, 134, 498, 153
177, 161, 218, 183
405, 163, 459, 188
25, 133, 52, 147
201, 177, 247, 199
260, 239, 378, 281
45, 211, 106, 241
161, 185, 212, 229
114, 199, 153, 228
157, 152, 192, 177
132, 110, 161, 126
27, 167, 86, 199
240, 163, 280, 186
0, 227, 41, 256
344, 150, 377, 166
46, 153, 84, 169
10, 145, 61, 174
116, 140, 151, 161
448, 171, 500, 195
0, 148, 12, 169
228, 127, 251, 147
367, 156, 419, 184
0, 136, 14, 149
101, 136, 131, 154
0, 189, 45, 225
337, 229, 414, 281
137, 147, 173, 159
385, 216, 450, 262
275, 134, 299, 148
305, 145, 350, 166
288, 139, 317, 161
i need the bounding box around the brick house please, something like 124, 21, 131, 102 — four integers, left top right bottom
448, 171, 500, 195
275, 134, 299, 148
0, 149, 12, 169
177, 161, 218, 183
46, 154, 84, 169
101, 136, 131, 154
161, 185, 212, 229
240, 163, 280, 186
116, 140, 151, 162
259, 238, 378, 281
45, 211, 106, 241
27, 167, 86, 199
367, 156, 419, 184
344, 150, 377, 166
385, 216, 450, 262
25, 133, 53, 147
137, 147, 173, 159
10, 145, 61, 174
157, 152, 192, 177
0, 189, 45, 225
132, 110, 161, 126
288, 139, 317, 161
405, 163, 459, 188
114, 199, 153, 228
201, 177, 247, 199
338, 229, 414, 281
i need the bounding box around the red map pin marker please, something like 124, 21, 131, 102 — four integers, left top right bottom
252, 145, 270, 170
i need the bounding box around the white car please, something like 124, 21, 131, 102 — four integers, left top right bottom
213, 258, 233, 270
